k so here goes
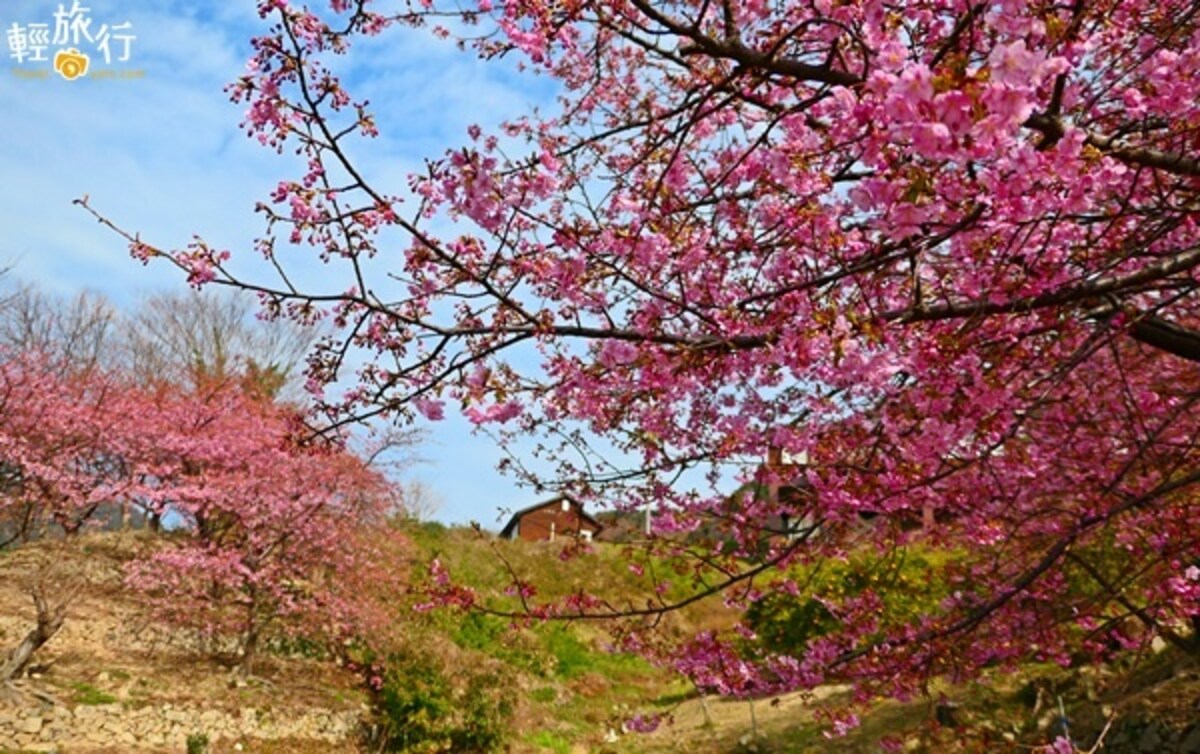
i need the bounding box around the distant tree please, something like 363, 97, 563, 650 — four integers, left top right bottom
124, 289, 316, 399
0, 283, 119, 374
394, 480, 444, 523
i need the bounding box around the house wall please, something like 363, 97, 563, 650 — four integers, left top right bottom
512, 503, 600, 542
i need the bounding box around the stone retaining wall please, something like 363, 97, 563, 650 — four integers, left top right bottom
0, 701, 361, 751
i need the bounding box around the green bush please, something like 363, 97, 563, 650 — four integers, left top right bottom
185, 732, 210, 754
453, 611, 503, 651
531, 686, 557, 703
745, 592, 838, 656
375, 649, 513, 753
745, 547, 956, 657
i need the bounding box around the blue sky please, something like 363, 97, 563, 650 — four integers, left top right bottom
0, 0, 563, 528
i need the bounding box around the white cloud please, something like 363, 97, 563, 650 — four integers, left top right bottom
0, 0, 572, 525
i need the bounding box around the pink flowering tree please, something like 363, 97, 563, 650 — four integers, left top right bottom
0, 348, 403, 678
0, 352, 182, 683
125, 381, 401, 676
0, 351, 160, 546
87, 0, 1200, 708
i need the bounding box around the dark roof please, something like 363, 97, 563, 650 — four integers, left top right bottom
498, 494, 603, 539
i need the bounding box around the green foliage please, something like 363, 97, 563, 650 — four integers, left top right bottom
185, 732, 210, 754
452, 612, 545, 675
397, 520, 674, 612
376, 523, 688, 747
526, 729, 572, 753
71, 682, 117, 706
375, 648, 514, 753
412, 520, 448, 538
543, 626, 594, 679
531, 686, 557, 703
746, 595, 837, 657
745, 547, 957, 656
453, 612, 503, 651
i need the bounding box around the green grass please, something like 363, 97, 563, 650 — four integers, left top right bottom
72, 681, 118, 705
401, 520, 725, 625
526, 729, 573, 753
390, 522, 751, 746
531, 686, 558, 703
543, 626, 594, 679
650, 684, 699, 708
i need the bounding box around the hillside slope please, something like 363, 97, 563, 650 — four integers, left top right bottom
0, 534, 367, 753
5, 528, 1195, 754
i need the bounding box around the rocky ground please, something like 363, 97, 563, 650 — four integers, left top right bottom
0, 534, 368, 753
0, 701, 360, 753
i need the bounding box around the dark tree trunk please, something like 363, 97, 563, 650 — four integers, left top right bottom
239, 620, 259, 678
1, 587, 69, 683
238, 589, 261, 678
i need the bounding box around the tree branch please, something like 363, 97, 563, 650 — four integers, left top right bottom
1026, 114, 1200, 177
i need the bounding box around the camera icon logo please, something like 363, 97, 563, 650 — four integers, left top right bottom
53, 48, 90, 80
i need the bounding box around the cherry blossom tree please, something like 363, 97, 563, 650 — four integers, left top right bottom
86, 0, 1200, 706
0, 352, 174, 684
124, 380, 401, 675
0, 346, 402, 677
0, 352, 156, 545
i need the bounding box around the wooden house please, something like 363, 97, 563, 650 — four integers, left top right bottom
499, 495, 603, 543
685, 448, 815, 550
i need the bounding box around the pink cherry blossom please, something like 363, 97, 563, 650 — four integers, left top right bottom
101, 0, 1200, 713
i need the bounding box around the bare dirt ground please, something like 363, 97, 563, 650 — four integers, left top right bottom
626, 684, 854, 753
